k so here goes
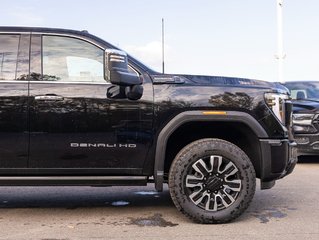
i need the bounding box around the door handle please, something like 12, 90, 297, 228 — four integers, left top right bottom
34, 95, 64, 101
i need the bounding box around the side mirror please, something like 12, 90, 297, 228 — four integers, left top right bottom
106, 85, 144, 101
125, 85, 144, 101
105, 49, 142, 86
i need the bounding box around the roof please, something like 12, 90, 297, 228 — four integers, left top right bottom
0, 26, 89, 35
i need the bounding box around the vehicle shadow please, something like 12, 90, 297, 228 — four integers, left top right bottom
0, 185, 173, 209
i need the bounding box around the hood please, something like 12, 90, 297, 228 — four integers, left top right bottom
183, 75, 270, 86
152, 74, 287, 93
293, 99, 319, 114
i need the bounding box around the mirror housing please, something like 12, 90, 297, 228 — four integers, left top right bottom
107, 85, 144, 101
105, 49, 141, 86
125, 85, 144, 100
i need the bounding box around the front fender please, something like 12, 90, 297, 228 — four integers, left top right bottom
154, 110, 269, 191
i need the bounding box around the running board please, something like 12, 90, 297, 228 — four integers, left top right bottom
0, 176, 148, 186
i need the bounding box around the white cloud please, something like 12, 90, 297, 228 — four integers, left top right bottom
123, 41, 170, 72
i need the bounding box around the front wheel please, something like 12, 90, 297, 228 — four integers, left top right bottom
169, 138, 256, 223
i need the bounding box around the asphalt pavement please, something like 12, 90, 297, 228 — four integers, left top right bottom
0, 158, 318, 240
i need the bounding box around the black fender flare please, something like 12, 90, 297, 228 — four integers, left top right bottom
154, 110, 268, 191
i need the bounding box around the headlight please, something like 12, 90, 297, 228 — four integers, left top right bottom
293, 114, 314, 125
292, 113, 317, 133
264, 93, 289, 125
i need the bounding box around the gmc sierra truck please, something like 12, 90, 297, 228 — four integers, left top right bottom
284, 81, 319, 156
0, 27, 297, 223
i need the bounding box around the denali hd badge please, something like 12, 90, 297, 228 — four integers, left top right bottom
70, 143, 137, 148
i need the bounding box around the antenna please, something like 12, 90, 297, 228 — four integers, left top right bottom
162, 18, 165, 74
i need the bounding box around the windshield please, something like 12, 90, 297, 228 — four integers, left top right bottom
285, 82, 319, 100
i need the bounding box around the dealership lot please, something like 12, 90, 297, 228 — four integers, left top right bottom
0, 159, 318, 240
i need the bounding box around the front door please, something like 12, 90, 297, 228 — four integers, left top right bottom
28, 34, 153, 174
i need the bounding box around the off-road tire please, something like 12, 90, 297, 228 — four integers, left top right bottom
169, 138, 256, 224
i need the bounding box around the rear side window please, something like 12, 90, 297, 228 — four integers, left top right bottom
42, 36, 105, 83
0, 35, 20, 81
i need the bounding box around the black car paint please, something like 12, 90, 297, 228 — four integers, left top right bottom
293, 99, 319, 113
284, 81, 319, 155
0, 27, 295, 189
292, 99, 319, 156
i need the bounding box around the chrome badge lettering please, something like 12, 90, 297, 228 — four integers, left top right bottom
70, 143, 137, 148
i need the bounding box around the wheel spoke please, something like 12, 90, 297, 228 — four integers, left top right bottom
224, 179, 241, 192
211, 194, 219, 211
205, 196, 212, 210
192, 159, 210, 176
210, 155, 222, 174
189, 188, 207, 205
186, 175, 203, 188
219, 189, 235, 206
225, 167, 239, 178
219, 161, 235, 175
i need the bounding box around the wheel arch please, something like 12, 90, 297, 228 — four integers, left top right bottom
154, 110, 268, 191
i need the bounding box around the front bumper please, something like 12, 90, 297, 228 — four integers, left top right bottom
294, 133, 319, 156
259, 139, 297, 189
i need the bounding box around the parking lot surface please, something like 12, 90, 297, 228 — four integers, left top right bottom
0, 159, 318, 240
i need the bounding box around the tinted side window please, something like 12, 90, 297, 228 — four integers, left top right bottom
285, 82, 319, 100
42, 36, 105, 83
0, 35, 20, 81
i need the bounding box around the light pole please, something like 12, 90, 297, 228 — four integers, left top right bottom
162, 18, 165, 74
276, 0, 285, 83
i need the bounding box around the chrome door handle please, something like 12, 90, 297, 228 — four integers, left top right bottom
34, 95, 64, 101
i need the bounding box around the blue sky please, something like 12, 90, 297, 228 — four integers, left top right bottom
1, 0, 318, 82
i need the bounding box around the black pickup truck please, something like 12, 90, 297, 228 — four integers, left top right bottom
284, 81, 319, 156
0, 27, 297, 223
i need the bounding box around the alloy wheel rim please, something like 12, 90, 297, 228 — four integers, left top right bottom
185, 155, 242, 211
